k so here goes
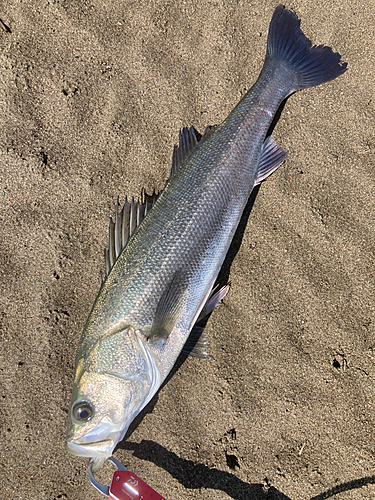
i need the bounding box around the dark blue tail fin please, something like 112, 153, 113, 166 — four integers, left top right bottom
266, 5, 347, 92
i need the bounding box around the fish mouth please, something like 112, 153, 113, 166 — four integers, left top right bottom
66, 438, 115, 458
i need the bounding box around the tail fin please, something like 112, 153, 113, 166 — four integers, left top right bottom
266, 5, 347, 91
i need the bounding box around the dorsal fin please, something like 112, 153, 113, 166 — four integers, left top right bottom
103, 124, 216, 282
201, 124, 217, 140
169, 125, 219, 178
103, 190, 159, 281
169, 126, 198, 177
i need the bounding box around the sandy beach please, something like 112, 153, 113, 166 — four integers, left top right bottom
1, 1, 374, 499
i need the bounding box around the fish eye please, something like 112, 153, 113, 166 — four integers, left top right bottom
72, 402, 94, 422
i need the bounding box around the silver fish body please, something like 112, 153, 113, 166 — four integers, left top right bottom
66, 5, 347, 469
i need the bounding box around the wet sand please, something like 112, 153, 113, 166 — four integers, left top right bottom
1, 1, 374, 499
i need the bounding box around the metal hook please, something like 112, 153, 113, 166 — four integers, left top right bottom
87, 456, 128, 497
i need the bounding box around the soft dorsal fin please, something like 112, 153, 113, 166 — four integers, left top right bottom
103, 190, 159, 281
201, 124, 217, 140
169, 126, 198, 177
169, 125, 218, 178
254, 136, 288, 186
148, 271, 189, 344
103, 125, 217, 282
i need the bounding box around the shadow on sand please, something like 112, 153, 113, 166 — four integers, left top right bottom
118, 439, 375, 500
119, 439, 291, 500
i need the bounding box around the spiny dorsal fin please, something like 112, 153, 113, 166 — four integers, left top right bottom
103, 190, 159, 281
201, 124, 217, 140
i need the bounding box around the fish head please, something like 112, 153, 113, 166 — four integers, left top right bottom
66, 371, 139, 465
66, 326, 161, 470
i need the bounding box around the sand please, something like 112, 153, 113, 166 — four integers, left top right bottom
1, 1, 374, 499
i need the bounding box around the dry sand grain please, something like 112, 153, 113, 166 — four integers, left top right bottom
1, 1, 374, 499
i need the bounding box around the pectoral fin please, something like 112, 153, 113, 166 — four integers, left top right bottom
148, 272, 189, 344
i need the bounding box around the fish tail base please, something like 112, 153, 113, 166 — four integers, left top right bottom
265, 5, 347, 92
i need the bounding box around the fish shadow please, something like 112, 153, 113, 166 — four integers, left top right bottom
117, 439, 375, 500
120, 439, 291, 500
216, 183, 260, 286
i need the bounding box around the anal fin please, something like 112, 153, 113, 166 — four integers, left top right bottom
254, 136, 287, 186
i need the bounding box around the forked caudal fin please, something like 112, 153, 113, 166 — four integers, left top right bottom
266, 5, 347, 93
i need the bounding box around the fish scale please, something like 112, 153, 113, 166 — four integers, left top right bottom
66, 5, 347, 471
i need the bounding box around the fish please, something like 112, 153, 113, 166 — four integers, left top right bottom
66, 5, 347, 471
